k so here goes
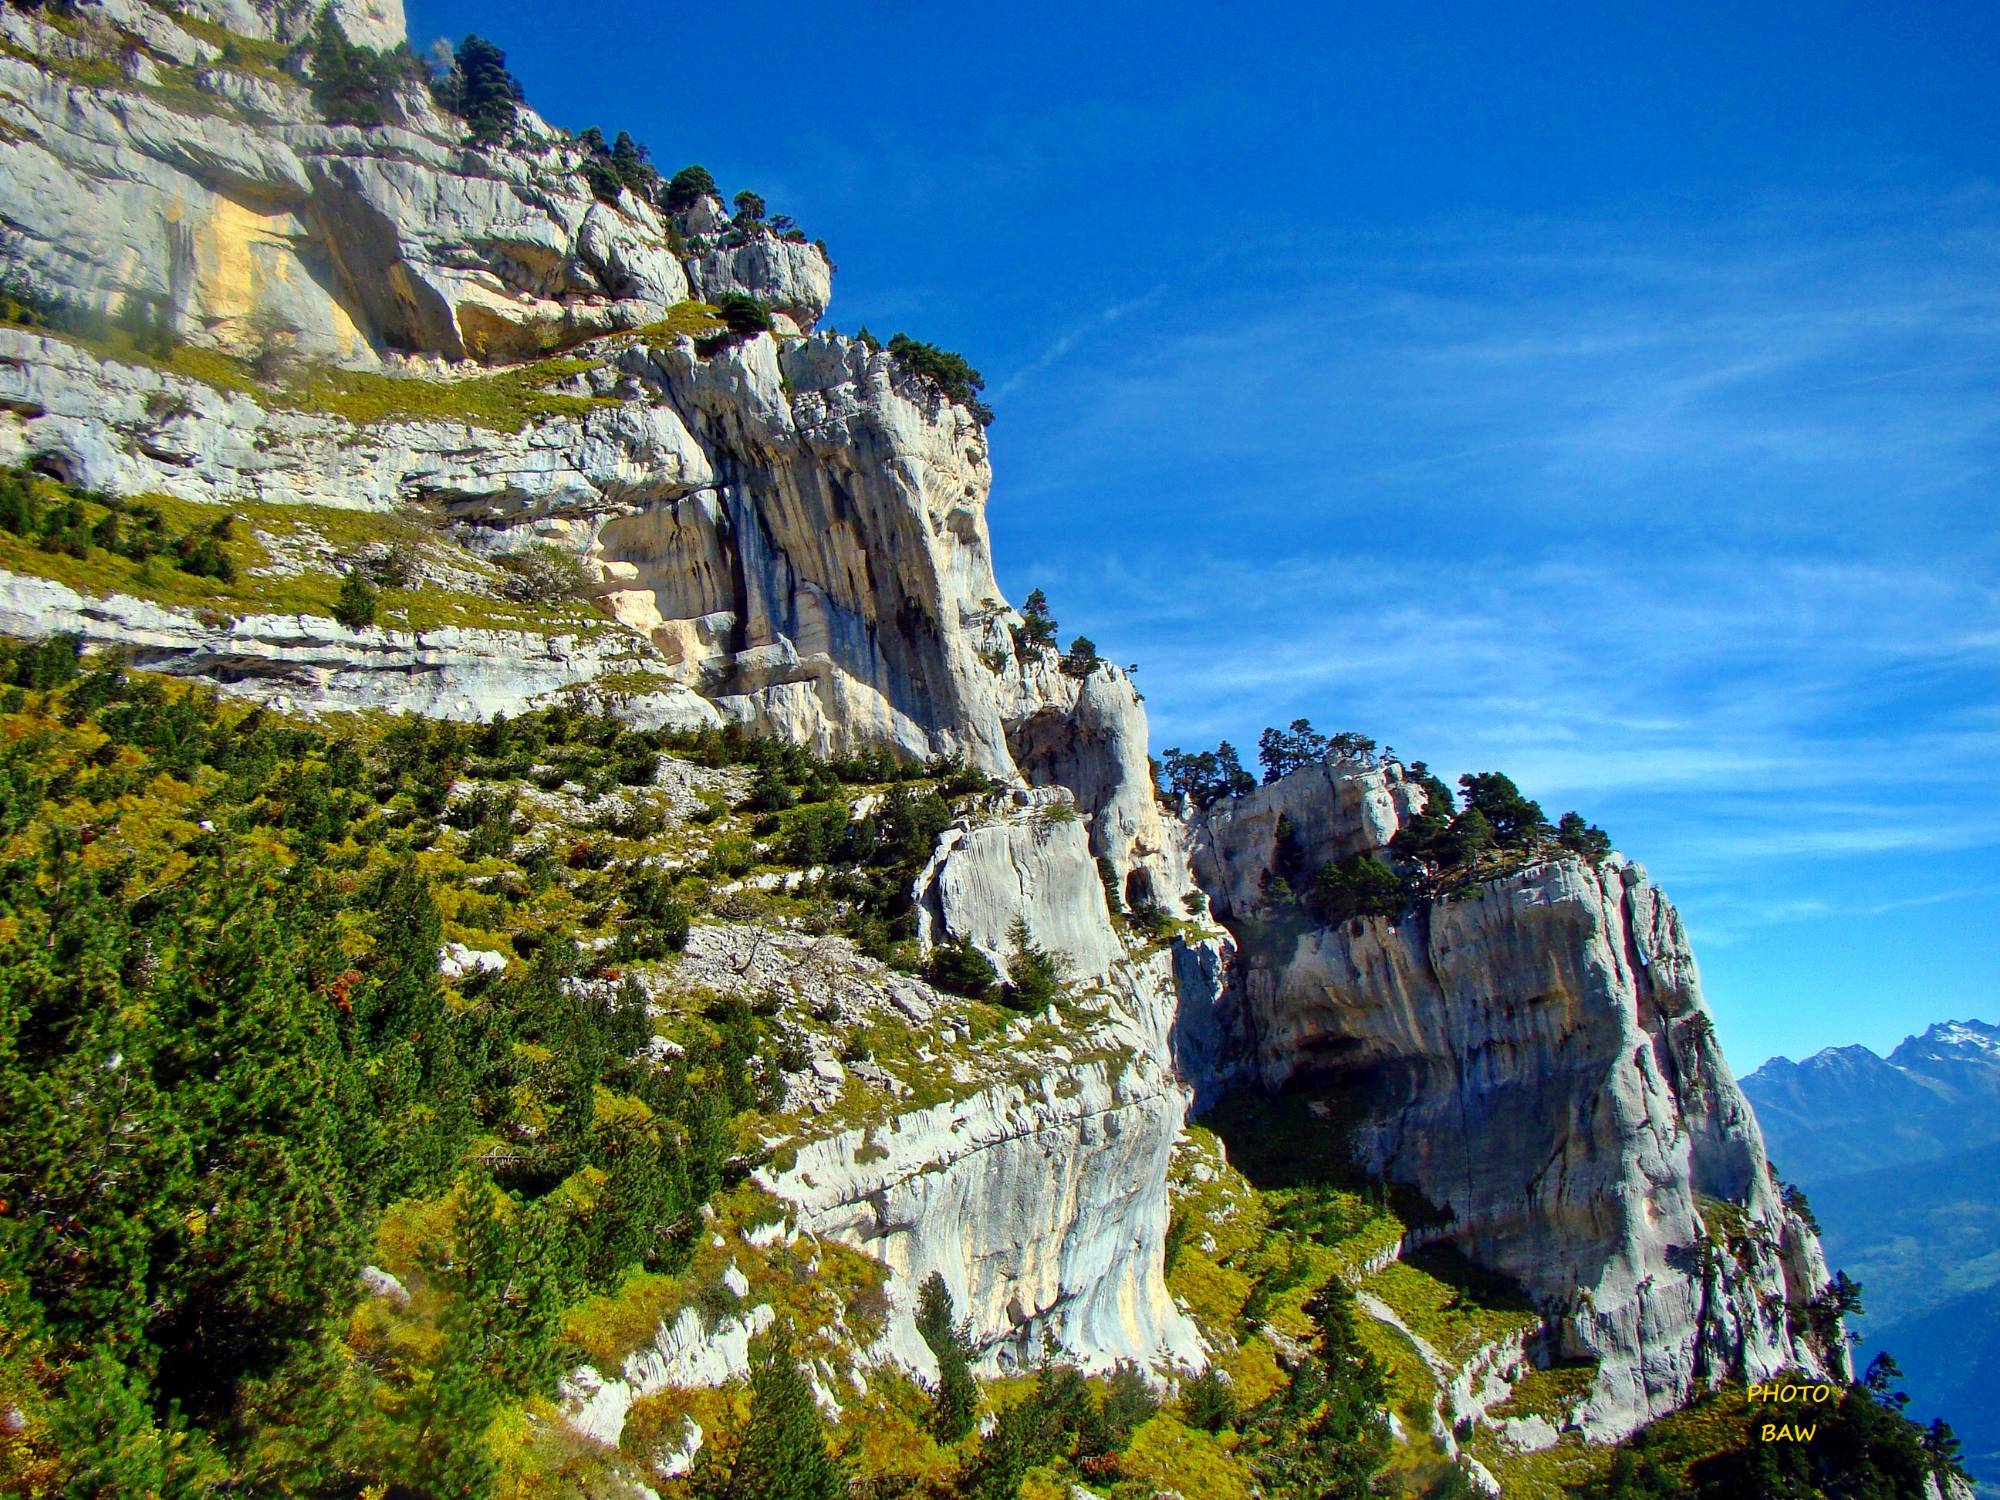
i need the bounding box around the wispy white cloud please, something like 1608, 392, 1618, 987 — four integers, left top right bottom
993, 284, 1171, 399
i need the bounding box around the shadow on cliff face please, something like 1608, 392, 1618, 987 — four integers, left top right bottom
1199, 1070, 1452, 1231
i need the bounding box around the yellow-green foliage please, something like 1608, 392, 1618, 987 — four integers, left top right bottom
626, 302, 728, 342
11, 310, 613, 432
272, 356, 611, 432
830, 1370, 961, 1497
1488, 1361, 1598, 1426
561, 1269, 684, 1368
0, 480, 614, 635
1471, 1430, 1612, 1499
488, 1397, 635, 1500
623, 1384, 750, 1472
156, 7, 296, 76
1118, 1413, 1254, 1499
1358, 1248, 1539, 1370
1169, 1247, 1254, 1334
1223, 1332, 1289, 1407
1354, 1315, 1438, 1426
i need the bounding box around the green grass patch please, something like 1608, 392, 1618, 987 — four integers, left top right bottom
9, 321, 613, 434
0, 481, 616, 636
1487, 1360, 1598, 1427
626, 301, 727, 342
1358, 1246, 1539, 1370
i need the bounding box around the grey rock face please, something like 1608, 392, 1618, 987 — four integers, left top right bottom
1190, 764, 1839, 1438
0, 4, 821, 369
0, 570, 722, 726
915, 796, 1125, 984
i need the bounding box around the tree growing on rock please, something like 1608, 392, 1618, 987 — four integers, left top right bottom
334, 569, 378, 629
1257, 718, 1330, 783
1059, 636, 1102, 678
305, 6, 415, 128
1013, 589, 1058, 657
1158, 741, 1257, 809
1001, 918, 1063, 1012
1457, 771, 1552, 848
665, 164, 719, 211
733, 190, 767, 224
436, 35, 522, 144
915, 1272, 979, 1443
887, 333, 992, 424
727, 1321, 844, 1500
1556, 810, 1614, 863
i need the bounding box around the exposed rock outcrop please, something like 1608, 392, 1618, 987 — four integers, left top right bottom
915, 794, 1124, 984
0, 2, 1855, 1480
0, 569, 721, 725
0, 0, 823, 369
1190, 763, 1838, 1438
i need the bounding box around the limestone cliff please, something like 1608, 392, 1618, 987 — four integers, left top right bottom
0, 1, 1864, 1488
1189, 760, 1839, 1439
0, 0, 1183, 904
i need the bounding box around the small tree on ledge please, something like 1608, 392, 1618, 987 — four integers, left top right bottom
334, 569, 378, 629
1059, 636, 1102, 678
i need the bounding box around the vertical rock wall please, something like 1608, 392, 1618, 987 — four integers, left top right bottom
1190, 765, 1840, 1437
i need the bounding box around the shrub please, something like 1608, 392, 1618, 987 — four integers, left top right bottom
5, 633, 82, 690
499, 543, 591, 605
1308, 854, 1413, 922
886, 333, 992, 424
925, 937, 997, 1000
716, 293, 775, 337
665, 164, 718, 210
333, 569, 378, 629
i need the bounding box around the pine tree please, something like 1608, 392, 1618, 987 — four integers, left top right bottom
915, 1272, 978, 1442
665, 164, 719, 210
727, 1322, 843, 1500
334, 568, 377, 628
1001, 918, 1063, 1012
611, 131, 653, 194
452, 35, 522, 144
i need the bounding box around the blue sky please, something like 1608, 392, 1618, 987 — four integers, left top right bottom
406, 0, 1997, 1071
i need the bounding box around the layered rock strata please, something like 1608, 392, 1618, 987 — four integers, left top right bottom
1190, 762, 1838, 1437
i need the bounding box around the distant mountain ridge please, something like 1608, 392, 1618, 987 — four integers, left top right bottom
1743, 1018, 2000, 1181
1743, 1017, 2000, 1496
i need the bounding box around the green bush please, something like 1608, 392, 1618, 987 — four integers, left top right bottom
499, 544, 590, 605
1001, 918, 1063, 1011
333, 568, 378, 628
925, 937, 998, 1000
1308, 854, 1413, 923
665, 164, 718, 210
717, 293, 775, 337
886, 333, 993, 425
